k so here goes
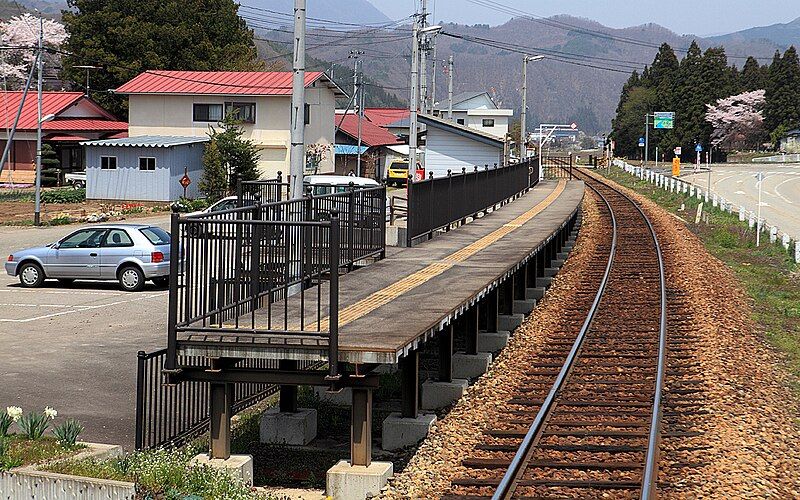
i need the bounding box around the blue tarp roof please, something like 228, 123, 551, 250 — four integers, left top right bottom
334, 144, 369, 155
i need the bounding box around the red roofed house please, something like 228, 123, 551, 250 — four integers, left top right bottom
114, 71, 346, 178
0, 91, 127, 182
334, 110, 402, 178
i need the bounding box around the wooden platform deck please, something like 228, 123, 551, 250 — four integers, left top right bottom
178, 179, 584, 364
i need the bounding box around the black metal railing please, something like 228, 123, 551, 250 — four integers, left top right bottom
541, 155, 574, 179
166, 186, 385, 372
135, 349, 320, 449
239, 173, 290, 204
406, 159, 537, 246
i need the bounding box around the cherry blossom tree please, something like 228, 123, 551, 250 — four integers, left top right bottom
0, 14, 68, 82
705, 89, 766, 150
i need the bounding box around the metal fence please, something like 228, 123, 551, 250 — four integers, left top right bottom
135, 349, 320, 449
541, 155, 574, 179
239, 175, 290, 204
406, 159, 536, 246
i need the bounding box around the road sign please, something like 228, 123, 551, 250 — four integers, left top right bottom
180, 174, 191, 189
674, 147, 682, 156
653, 112, 675, 129
570, 122, 577, 129
695, 143, 703, 152
639, 137, 646, 147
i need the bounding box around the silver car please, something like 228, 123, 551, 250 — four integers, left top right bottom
5, 224, 172, 292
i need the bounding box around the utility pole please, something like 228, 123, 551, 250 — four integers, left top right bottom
350, 50, 365, 177
408, 14, 420, 186
419, 0, 428, 114
430, 42, 437, 113
521, 56, 543, 159
644, 113, 650, 165
33, 14, 43, 226
289, 0, 306, 199
447, 55, 453, 120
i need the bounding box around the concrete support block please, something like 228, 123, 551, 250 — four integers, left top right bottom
260, 408, 317, 445
536, 276, 553, 288
557, 252, 569, 260
478, 330, 510, 352
527, 287, 546, 300
550, 259, 565, 267
421, 379, 468, 409
381, 413, 437, 451
314, 386, 352, 406
452, 352, 492, 379
191, 454, 253, 486
326, 460, 393, 500
498, 313, 524, 331
544, 267, 559, 277
513, 299, 536, 315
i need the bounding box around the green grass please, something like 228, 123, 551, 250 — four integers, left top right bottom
0, 190, 34, 202
43, 447, 272, 499
0, 435, 85, 471
600, 167, 800, 384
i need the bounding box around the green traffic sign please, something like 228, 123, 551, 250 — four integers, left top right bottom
653, 112, 674, 129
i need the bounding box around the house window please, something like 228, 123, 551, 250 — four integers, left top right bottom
100, 156, 117, 170
193, 103, 224, 122
225, 102, 256, 123
139, 157, 156, 171
304, 103, 311, 125
456, 118, 465, 125
482, 119, 495, 127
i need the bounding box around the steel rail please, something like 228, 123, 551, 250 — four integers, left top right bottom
577, 170, 668, 500
492, 179, 618, 500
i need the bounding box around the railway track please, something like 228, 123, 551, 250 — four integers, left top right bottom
446, 170, 671, 499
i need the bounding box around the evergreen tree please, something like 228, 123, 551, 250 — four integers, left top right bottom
61, 0, 263, 117
740, 56, 768, 91
765, 46, 800, 144
199, 139, 227, 201
611, 87, 656, 158
211, 115, 261, 191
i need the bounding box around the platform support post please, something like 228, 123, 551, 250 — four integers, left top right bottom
484, 288, 498, 332
209, 382, 233, 459
536, 247, 546, 277
438, 323, 454, 383
279, 360, 298, 413
500, 276, 514, 315
400, 351, 419, 419
351, 387, 373, 467
527, 258, 537, 288
465, 305, 479, 355
514, 266, 527, 300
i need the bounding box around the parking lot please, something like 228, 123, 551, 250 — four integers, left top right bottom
0, 215, 170, 448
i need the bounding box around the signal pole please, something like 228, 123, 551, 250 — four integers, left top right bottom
520, 55, 543, 159
289, 0, 306, 199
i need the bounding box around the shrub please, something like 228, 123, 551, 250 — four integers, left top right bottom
41, 188, 85, 204
171, 197, 209, 213
53, 419, 84, 446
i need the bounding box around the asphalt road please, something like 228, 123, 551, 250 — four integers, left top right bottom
680, 163, 800, 238
0, 214, 171, 448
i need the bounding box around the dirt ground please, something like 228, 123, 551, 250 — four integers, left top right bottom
0, 200, 170, 225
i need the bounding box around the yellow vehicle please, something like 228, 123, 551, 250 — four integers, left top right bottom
386, 160, 409, 186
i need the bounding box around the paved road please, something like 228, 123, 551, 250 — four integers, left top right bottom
0, 214, 171, 448
681, 163, 800, 238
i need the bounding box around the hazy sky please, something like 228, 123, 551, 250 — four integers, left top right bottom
370, 0, 800, 37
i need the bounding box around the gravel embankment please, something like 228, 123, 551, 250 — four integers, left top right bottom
382, 171, 800, 498
381, 193, 607, 498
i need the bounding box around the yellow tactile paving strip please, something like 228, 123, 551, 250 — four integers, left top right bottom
310, 179, 568, 332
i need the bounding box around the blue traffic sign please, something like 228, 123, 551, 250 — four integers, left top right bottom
639, 137, 646, 147
695, 144, 703, 152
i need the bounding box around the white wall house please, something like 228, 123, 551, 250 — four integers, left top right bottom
419, 114, 504, 178
115, 71, 346, 179
433, 91, 513, 139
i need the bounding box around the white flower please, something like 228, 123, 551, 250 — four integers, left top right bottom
43, 406, 58, 420
6, 406, 23, 421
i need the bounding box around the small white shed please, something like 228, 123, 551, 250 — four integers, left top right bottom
419, 113, 505, 178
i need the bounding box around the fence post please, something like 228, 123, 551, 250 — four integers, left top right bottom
236, 175, 243, 207
406, 176, 413, 248
327, 210, 341, 383
569, 154, 573, 180
166, 213, 180, 371
348, 183, 355, 271
446, 170, 453, 232
135, 350, 147, 450
461, 167, 467, 225
276, 170, 283, 202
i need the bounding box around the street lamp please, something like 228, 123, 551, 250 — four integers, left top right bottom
521, 55, 545, 158
73, 65, 100, 96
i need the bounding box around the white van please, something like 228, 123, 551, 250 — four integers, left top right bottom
304, 175, 381, 196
